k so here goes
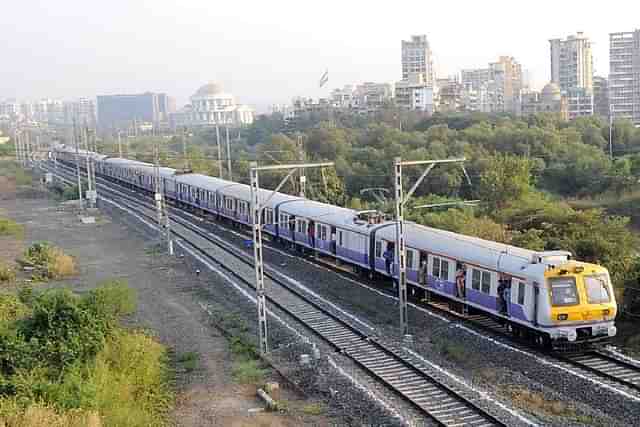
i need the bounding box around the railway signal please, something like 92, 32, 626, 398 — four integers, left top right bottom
249, 160, 334, 355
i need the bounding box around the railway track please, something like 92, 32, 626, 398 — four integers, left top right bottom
561, 351, 640, 391
43, 162, 509, 426
45, 161, 640, 401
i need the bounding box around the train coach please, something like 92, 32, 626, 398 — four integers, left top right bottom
52, 145, 618, 350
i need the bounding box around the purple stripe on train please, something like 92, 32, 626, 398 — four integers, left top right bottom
336, 247, 368, 265
466, 288, 498, 311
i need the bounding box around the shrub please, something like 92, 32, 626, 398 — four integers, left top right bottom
0, 401, 102, 427
0, 265, 16, 284
0, 294, 29, 326
22, 243, 75, 280
0, 218, 23, 238
302, 403, 325, 416
176, 352, 199, 373
232, 360, 266, 385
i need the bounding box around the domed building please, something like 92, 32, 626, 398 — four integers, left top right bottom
520, 82, 568, 120
173, 82, 254, 128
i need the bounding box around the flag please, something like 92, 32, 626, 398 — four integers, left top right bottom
319, 69, 329, 88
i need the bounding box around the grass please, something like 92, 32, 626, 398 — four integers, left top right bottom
301, 403, 325, 416
0, 263, 16, 284
436, 340, 469, 364
0, 403, 102, 427
176, 352, 199, 373
506, 387, 575, 418
232, 359, 267, 385
20, 242, 76, 280
0, 161, 31, 186
0, 218, 24, 238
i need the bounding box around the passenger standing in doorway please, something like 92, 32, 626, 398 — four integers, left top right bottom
419, 259, 428, 287
308, 222, 315, 248
383, 243, 394, 276
455, 264, 466, 299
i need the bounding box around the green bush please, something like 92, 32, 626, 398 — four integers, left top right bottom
0, 217, 24, 238
232, 359, 266, 385
0, 282, 172, 426
0, 264, 16, 284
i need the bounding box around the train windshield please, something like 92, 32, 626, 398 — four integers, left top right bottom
584, 274, 611, 304
549, 277, 579, 306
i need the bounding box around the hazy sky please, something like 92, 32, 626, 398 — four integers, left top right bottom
3, 0, 639, 112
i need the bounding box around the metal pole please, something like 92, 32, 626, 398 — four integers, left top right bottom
182, 127, 189, 171
154, 142, 163, 229
298, 135, 305, 198
73, 120, 84, 210
226, 126, 232, 181
394, 157, 409, 337
14, 131, 20, 164
609, 104, 614, 160
118, 131, 123, 157
83, 125, 94, 208
215, 125, 223, 178
160, 175, 173, 255
250, 161, 269, 355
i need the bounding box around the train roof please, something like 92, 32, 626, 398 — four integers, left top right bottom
103, 157, 152, 167
173, 173, 237, 191
280, 200, 378, 233
376, 222, 570, 278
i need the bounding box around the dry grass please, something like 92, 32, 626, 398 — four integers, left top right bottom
506, 387, 575, 417
0, 404, 102, 427
48, 248, 76, 279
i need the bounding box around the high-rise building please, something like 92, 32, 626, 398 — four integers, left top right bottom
97, 92, 166, 130
401, 35, 435, 87
593, 76, 610, 119
395, 72, 435, 113
549, 33, 594, 92
609, 30, 640, 125
460, 68, 491, 91
490, 56, 523, 114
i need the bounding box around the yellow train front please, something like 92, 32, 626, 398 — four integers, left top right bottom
537, 262, 617, 349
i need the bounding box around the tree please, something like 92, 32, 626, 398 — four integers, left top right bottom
477, 154, 533, 211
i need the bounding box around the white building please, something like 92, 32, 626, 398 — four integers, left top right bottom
395, 73, 435, 113
550, 33, 594, 93
610, 30, 640, 126
402, 35, 435, 88
175, 82, 254, 128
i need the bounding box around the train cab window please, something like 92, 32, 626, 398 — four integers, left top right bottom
549, 277, 579, 306
406, 250, 414, 270
517, 281, 526, 305
375, 241, 382, 258
584, 274, 611, 304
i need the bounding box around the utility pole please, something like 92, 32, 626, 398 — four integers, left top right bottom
609, 104, 614, 160
14, 130, 21, 165
249, 160, 334, 355
393, 157, 469, 339
215, 125, 223, 178
182, 127, 189, 171
226, 126, 232, 181
117, 130, 123, 158
83, 124, 94, 208
297, 134, 305, 198
153, 139, 164, 238
73, 119, 84, 211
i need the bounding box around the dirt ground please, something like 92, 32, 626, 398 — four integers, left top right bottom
0, 191, 332, 426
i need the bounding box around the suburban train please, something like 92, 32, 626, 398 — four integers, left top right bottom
52, 144, 618, 349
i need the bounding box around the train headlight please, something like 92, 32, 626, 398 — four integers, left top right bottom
608, 326, 617, 337
557, 314, 568, 321
567, 330, 577, 342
